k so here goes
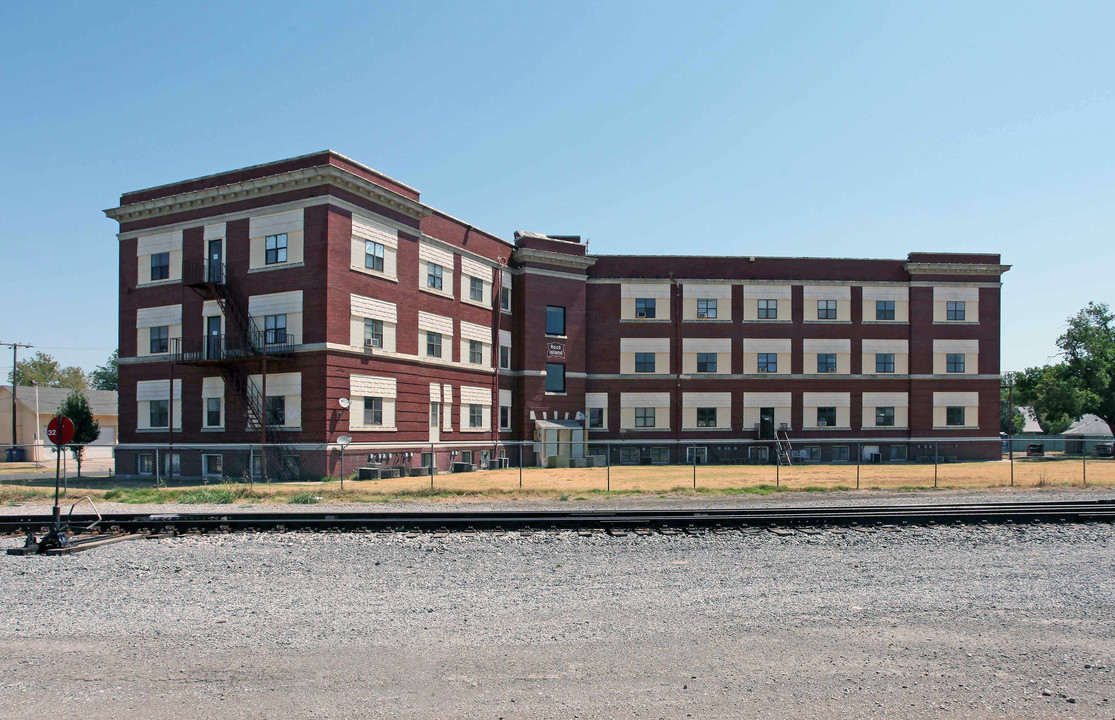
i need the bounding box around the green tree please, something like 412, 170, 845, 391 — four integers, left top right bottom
89, 350, 118, 391
58, 391, 100, 478
1014, 365, 1079, 435
1057, 301, 1115, 435
999, 375, 1024, 435
8, 352, 87, 389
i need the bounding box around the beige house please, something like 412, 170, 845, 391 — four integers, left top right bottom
0, 386, 118, 462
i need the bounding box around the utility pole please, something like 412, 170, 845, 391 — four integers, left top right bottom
1, 342, 33, 451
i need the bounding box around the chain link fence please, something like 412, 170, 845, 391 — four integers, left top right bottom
0, 436, 1112, 495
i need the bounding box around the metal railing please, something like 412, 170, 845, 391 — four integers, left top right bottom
169, 332, 295, 363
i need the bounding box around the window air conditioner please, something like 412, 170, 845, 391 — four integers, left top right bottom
636, 311, 648, 318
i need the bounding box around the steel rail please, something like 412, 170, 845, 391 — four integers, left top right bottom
2, 500, 1114, 537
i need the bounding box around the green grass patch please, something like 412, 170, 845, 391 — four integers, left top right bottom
287, 491, 321, 504
103, 487, 178, 504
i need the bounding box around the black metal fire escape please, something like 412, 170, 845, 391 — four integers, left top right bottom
171, 260, 299, 480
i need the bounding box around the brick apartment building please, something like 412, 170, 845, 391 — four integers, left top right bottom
106, 151, 1008, 478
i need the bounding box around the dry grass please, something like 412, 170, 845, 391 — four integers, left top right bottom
3, 457, 1111, 506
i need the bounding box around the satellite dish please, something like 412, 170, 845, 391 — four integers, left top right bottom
338, 398, 350, 409
337, 435, 352, 447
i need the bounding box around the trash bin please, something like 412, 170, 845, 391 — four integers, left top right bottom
5, 447, 26, 462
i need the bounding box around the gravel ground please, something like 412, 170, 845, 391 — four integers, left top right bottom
2, 484, 1114, 516
1, 521, 1113, 719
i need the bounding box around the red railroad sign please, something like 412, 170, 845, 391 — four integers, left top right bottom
47, 416, 75, 446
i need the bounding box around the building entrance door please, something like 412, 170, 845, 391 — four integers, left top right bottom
206, 316, 222, 359
429, 402, 440, 443
759, 408, 775, 440
207, 239, 223, 282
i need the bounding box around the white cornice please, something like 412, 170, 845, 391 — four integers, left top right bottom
904, 262, 1011, 276
105, 165, 429, 224
511, 247, 597, 271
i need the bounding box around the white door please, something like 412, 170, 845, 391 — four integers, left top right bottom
429, 402, 440, 443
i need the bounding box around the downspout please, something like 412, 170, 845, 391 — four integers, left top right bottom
492, 255, 508, 458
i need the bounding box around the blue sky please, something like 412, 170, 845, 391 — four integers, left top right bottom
1, 1, 1112, 379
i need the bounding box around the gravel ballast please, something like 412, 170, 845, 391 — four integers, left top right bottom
1, 522, 1113, 719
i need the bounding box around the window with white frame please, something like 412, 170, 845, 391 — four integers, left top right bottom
149, 400, 169, 428
817, 353, 837, 373
205, 398, 221, 428
364, 397, 383, 426
365, 240, 384, 272
947, 301, 966, 321
427, 263, 444, 290
500, 406, 511, 430
469, 277, 483, 302
265, 233, 287, 264
149, 326, 169, 354
875, 406, 895, 427
150, 253, 170, 280
635, 407, 655, 427
757, 353, 777, 373
500, 345, 510, 369
817, 300, 837, 319
264, 314, 286, 344
946, 353, 966, 373
635, 298, 656, 318
364, 318, 383, 348
469, 340, 483, 364
426, 332, 442, 358
876, 353, 895, 373
758, 299, 778, 319
589, 407, 605, 429
468, 404, 483, 428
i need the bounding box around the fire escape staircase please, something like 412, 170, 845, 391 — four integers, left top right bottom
774, 426, 794, 466
171, 260, 299, 480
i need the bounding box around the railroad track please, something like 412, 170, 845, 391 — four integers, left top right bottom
2, 500, 1114, 539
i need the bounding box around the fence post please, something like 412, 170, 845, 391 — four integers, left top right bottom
518, 441, 523, 489
692, 446, 696, 490
339, 444, 344, 491
606, 442, 610, 492
1009, 437, 1014, 486
775, 457, 779, 488
430, 442, 435, 489
856, 442, 861, 490
934, 441, 939, 489
1083, 440, 1087, 487
155, 447, 161, 489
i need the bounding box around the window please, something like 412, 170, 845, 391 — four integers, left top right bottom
635, 298, 656, 318
816, 407, 837, 427
265, 396, 286, 426
545, 363, 565, 393
265, 233, 287, 264
697, 353, 717, 373
757, 299, 778, 319
460, 451, 473, 464
468, 404, 483, 428
364, 397, 383, 426
421, 452, 433, 469
696, 408, 717, 427
426, 331, 442, 358
876, 300, 895, 321
800, 446, 821, 462
500, 406, 511, 430
833, 446, 850, 462
890, 445, 908, 461
619, 447, 640, 464
875, 353, 895, 373
946, 353, 966, 373
501, 286, 511, 311
634, 353, 655, 373
588, 407, 604, 429
875, 406, 895, 427
947, 301, 966, 321
546, 305, 566, 336
149, 325, 169, 354
427, 263, 443, 290
817, 300, 837, 319
499, 345, 510, 369
817, 353, 837, 373
635, 407, 655, 428
469, 277, 484, 302
469, 340, 483, 364
685, 447, 707, 464
150, 252, 170, 281
149, 400, 169, 428
364, 240, 384, 271
650, 447, 670, 464
203, 454, 223, 478
205, 397, 221, 427
697, 298, 717, 319
364, 319, 383, 348
757, 353, 777, 373
138, 453, 155, 475
264, 314, 287, 345
946, 406, 965, 426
